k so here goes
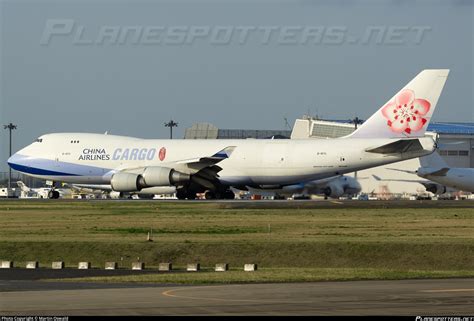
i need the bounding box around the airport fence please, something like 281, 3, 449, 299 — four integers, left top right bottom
0, 171, 45, 188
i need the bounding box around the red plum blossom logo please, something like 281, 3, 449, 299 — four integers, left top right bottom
381, 89, 431, 135
159, 147, 166, 161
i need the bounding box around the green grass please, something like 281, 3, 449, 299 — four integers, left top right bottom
0, 200, 473, 283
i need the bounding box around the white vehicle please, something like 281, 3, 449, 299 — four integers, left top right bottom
16, 181, 71, 199
8, 70, 449, 199
243, 175, 362, 199
0, 187, 18, 198
416, 151, 474, 193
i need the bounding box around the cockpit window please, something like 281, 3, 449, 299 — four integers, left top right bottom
36, 138, 43, 143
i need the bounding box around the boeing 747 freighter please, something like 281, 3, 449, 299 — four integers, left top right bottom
8, 70, 449, 199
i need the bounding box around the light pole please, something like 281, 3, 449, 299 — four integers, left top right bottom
350, 116, 363, 129
164, 120, 178, 139
3, 123, 17, 188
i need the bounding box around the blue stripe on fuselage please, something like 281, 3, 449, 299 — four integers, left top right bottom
8, 162, 80, 176
7, 154, 112, 177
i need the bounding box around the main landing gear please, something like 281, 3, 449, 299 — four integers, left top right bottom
176, 188, 197, 200
204, 190, 235, 200
48, 190, 60, 199
176, 188, 235, 200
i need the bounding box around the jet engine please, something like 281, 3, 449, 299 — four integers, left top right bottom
323, 182, 345, 199
424, 183, 447, 195
110, 172, 141, 192
110, 167, 190, 192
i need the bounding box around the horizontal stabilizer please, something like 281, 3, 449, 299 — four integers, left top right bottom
426, 167, 450, 176
366, 139, 423, 154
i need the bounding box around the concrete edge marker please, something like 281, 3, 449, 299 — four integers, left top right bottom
187, 263, 200, 272
78, 262, 91, 269
244, 264, 258, 271
215, 263, 229, 272
105, 262, 118, 270
0, 261, 13, 269
159, 262, 172, 271
26, 261, 39, 269
132, 262, 145, 270
52, 261, 65, 269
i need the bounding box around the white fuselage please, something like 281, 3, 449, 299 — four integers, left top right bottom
418, 167, 474, 192
9, 133, 436, 187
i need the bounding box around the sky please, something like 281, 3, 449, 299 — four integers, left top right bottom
0, 0, 473, 171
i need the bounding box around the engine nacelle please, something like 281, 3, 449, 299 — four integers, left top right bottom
111, 172, 142, 192
424, 183, 447, 195
140, 167, 189, 187
323, 182, 344, 199
111, 167, 190, 192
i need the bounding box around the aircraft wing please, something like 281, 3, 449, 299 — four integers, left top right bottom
386, 168, 417, 174
372, 174, 426, 183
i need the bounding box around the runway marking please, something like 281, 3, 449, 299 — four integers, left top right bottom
330, 201, 344, 205
420, 289, 474, 293
162, 286, 267, 303
162, 286, 310, 304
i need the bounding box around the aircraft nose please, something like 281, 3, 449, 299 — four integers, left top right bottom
7, 153, 28, 171
7, 154, 17, 167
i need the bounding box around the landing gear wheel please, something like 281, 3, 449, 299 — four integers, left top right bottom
48, 190, 60, 199
176, 188, 187, 200
223, 190, 235, 200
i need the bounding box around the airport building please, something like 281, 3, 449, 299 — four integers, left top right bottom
184, 122, 291, 139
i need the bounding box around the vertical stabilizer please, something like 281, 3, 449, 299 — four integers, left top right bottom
349, 69, 449, 139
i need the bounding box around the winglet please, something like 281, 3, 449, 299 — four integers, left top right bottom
176, 146, 237, 165
212, 146, 236, 159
